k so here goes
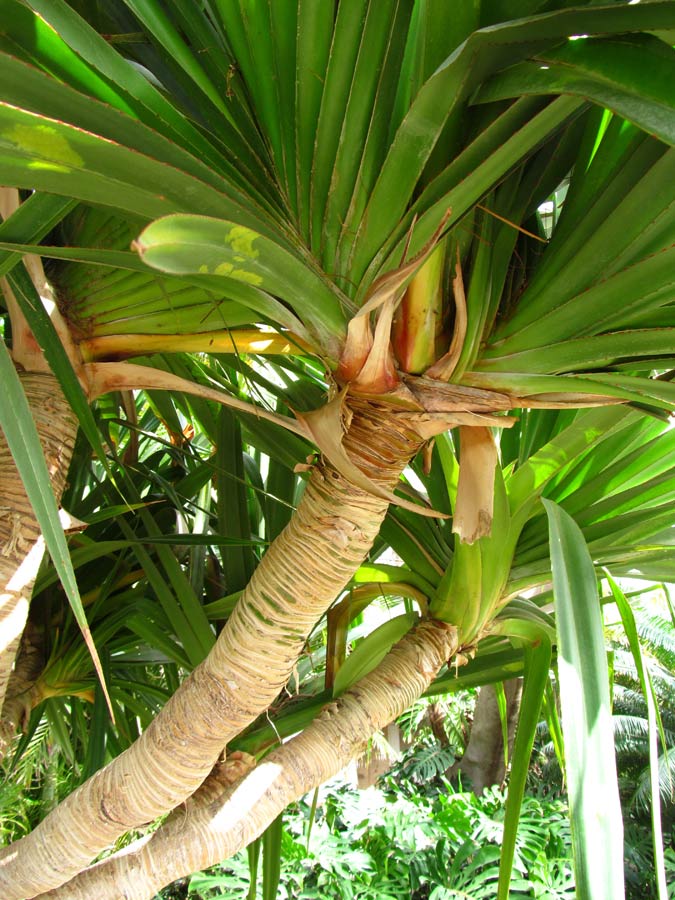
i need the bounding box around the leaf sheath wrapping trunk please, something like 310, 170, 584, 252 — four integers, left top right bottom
0, 374, 77, 753
0, 399, 424, 899
43, 619, 458, 900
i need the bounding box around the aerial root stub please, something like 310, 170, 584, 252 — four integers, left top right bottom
453, 426, 499, 545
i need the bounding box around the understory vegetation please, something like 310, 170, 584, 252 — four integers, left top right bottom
178, 780, 576, 900
164, 727, 675, 900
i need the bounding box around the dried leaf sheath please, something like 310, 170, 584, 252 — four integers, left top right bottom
41, 619, 458, 900
453, 426, 498, 544
0, 400, 424, 899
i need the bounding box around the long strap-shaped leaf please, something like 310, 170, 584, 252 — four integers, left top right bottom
365, 95, 585, 293
544, 499, 625, 900
348, 1, 675, 284
475, 35, 675, 148
0, 192, 76, 277
486, 247, 675, 356
0, 239, 308, 339
605, 571, 668, 900
486, 146, 675, 341
16, 0, 274, 198
135, 214, 350, 352
212, 0, 298, 216
0, 339, 110, 714
497, 633, 552, 900
318, 0, 410, 270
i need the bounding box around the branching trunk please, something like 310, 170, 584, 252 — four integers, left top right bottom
41, 618, 458, 900
0, 374, 77, 754
0, 400, 424, 899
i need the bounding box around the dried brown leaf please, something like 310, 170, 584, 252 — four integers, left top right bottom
453, 426, 498, 544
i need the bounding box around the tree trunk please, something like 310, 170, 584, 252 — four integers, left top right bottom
451, 679, 523, 795
0, 399, 425, 899
41, 619, 458, 900
0, 616, 47, 746
0, 374, 77, 754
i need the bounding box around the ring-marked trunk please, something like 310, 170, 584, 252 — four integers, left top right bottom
41, 619, 458, 900
0, 399, 424, 899
0, 374, 77, 754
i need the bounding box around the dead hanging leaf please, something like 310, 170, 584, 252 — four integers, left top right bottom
453, 426, 498, 544
425, 247, 467, 381
423, 440, 435, 476
403, 375, 513, 413
476, 203, 548, 244
293, 392, 448, 519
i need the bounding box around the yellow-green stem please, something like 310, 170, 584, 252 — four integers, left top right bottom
392, 245, 446, 374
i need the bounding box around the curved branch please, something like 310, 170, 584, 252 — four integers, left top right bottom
41, 619, 458, 900
0, 400, 424, 898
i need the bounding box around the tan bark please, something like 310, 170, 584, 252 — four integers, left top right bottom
0, 617, 47, 744
41, 618, 458, 900
0, 399, 424, 899
0, 374, 77, 753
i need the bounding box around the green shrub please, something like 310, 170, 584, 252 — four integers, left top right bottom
179, 776, 575, 899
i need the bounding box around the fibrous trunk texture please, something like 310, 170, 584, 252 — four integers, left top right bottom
0, 374, 77, 755
0, 400, 424, 899
42, 619, 458, 900
0, 617, 47, 748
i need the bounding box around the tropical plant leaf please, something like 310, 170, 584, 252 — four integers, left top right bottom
498, 634, 552, 900
476, 35, 675, 147
262, 813, 283, 900
348, 1, 675, 283
545, 499, 625, 900
604, 571, 668, 900
135, 214, 349, 352
0, 337, 111, 716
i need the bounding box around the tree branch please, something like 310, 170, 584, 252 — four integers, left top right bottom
40, 619, 458, 900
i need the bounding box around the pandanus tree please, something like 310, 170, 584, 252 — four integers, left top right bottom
0, 0, 674, 897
